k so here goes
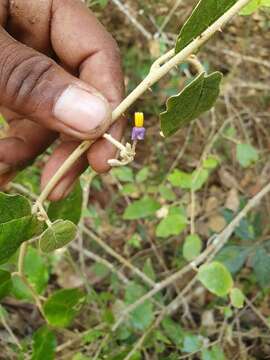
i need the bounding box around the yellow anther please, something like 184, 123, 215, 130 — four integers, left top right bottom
135, 112, 144, 127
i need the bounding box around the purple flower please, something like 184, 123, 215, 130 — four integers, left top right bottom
132, 127, 146, 141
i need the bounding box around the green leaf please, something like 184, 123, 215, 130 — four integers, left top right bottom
192, 169, 209, 191
198, 261, 233, 297
11, 247, 49, 301
39, 220, 77, 253
43, 288, 85, 328
125, 282, 154, 331
0, 270, 12, 300
143, 258, 156, 281
230, 288, 245, 309
48, 182, 83, 225
240, 0, 260, 15
160, 72, 222, 137
183, 234, 202, 261
123, 197, 160, 220
136, 167, 149, 183
183, 334, 202, 353
159, 185, 176, 201
112, 167, 134, 182
215, 245, 250, 274
202, 345, 226, 360
236, 143, 259, 168
121, 183, 137, 196
24, 247, 49, 294
175, 0, 237, 52
203, 156, 220, 170
0, 215, 43, 264
168, 169, 209, 191
156, 213, 187, 238
83, 329, 103, 344
168, 170, 192, 188
32, 326, 57, 360
128, 233, 142, 249
252, 248, 270, 288
161, 317, 185, 348
91, 262, 110, 278
0, 304, 8, 319
96, 0, 109, 8
12, 274, 33, 301
244, 0, 270, 14
0, 192, 31, 223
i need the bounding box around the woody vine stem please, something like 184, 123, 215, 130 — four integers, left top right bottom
18, 0, 250, 283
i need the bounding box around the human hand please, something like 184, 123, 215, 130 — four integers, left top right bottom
0, 0, 125, 200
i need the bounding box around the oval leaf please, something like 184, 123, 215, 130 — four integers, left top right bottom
236, 143, 259, 168
123, 197, 160, 220
230, 288, 245, 309
175, 0, 237, 52
0, 215, 44, 265
39, 220, 77, 253
32, 325, 57, 360
160, 72, 222, 137
183, 234, 202, 261
156, 214, 187, 238
198, 261, 233, 297
43, 288, 85, 328
0, 192, 31, 224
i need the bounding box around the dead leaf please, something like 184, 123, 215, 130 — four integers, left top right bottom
208, 215, 226, 233
225, 188, 239, 212
205, 196, 219, 213
219, 168, 240, 190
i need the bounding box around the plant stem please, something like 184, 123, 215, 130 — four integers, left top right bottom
18, 242, 28, 277
35, 0, 251, 205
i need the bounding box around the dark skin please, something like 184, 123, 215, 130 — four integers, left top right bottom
0, 0, 125, 200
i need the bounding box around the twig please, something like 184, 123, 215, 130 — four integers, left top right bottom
11, 273, 45, 318
71, 243, 129, 284
111, 0, 153, 40
0, 311, 22, 350
244, 296, 270, 331
158, 0, 185, 34
207, 46, 270, 70
18, 242, 28, 277
83, 226, 156, 288
10, 182, 38, 200
112, 180, 270, 331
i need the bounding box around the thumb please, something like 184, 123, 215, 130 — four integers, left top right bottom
0, 28, 112, 139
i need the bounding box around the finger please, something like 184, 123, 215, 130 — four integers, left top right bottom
51, 0, 125, 108
0, 26, 112, 140
51, 0, 126, 172
41, 141, 88, 201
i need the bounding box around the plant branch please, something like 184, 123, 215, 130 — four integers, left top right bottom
35, 0, 250, 205
18, 242, 28, 277
71, 243, 129, 284
83, 226, 156, 288
0, 311, 22, 350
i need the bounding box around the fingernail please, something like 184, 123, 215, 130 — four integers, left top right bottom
0, 163, 11, 175
54, 86, 111, 133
